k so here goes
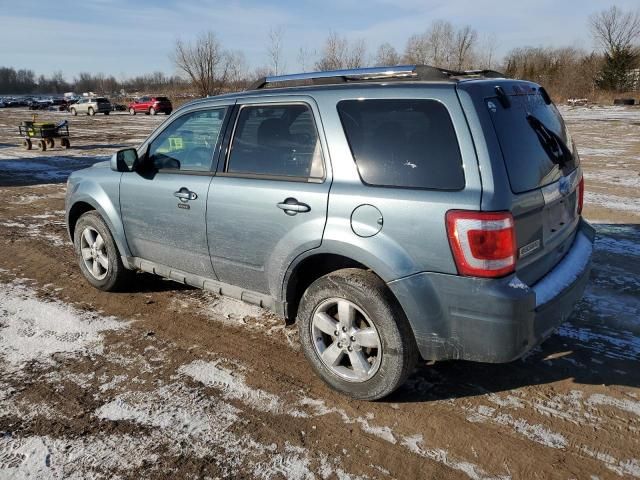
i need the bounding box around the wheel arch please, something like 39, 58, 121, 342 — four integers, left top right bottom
282, 249, 412, 330
66, 186, 131, 259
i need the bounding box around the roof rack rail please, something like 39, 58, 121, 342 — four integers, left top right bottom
248, 65, 506, 90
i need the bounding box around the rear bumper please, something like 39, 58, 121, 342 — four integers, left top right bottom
388, 218, 595, 363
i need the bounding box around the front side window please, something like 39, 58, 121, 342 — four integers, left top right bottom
226, 104, 324, 179
337, 99, 465, 190
148, 108, 227, 172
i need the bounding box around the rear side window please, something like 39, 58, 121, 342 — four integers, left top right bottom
226, 104, 324, 180
337, 99, 464, 190
156, 96, 170, 102
96, 98, 109, 104
487, 93, 578, 193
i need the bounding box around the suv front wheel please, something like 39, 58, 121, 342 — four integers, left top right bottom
74, 211, 130, 291
297, 269, 417, 400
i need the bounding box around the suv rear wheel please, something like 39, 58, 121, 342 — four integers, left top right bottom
70, 108, 77, 116
297, 268, 417, 400
74, 211, 130, 291
88, 107, 95, 116
150, 107, 156, 115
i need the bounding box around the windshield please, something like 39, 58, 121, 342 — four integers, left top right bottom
487, 93, 578, 193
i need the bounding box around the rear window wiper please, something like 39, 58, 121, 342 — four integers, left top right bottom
526, 114, 573, 168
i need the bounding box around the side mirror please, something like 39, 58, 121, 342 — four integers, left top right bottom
111, 148, 138, 172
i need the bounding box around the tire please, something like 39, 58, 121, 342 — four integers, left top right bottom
104, 111, 110, 115
74, 211, 131, 291
297, 268, 418, 400
22, 138, 32, 150
46, 138, 55, 148
61, 138, 70, 149
150, 107, 156, 115
129, 108, 136, 115
70, 108, 77, 116
165, 111, 171, 115
88, 107, 95, 116
38, 140, 47, 151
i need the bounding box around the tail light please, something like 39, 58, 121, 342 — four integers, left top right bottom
577, 176, 584, 215
446, 211, 517, 278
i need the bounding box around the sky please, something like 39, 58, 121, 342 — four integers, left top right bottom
1, 0, 638, 80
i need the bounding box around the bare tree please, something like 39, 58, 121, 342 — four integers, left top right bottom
374, 42, 401, 66
428, 20, 455, 68
297, 46, 315, 72
453, 25, 477, 70
172, 32, 232, 97
590, 6, 640, 54
267, 26, 286, 75
477, 33, 498, 70
403, 33, 430, 64
590, 6, 640, 91
403, 20, 469, 69
315, 32, 367, 70
346, 39, 367, 68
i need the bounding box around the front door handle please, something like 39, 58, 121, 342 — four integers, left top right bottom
277, 198, 310, 215
174, 187, 197, 201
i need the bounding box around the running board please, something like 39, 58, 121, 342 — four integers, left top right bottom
122, 256, 286, 316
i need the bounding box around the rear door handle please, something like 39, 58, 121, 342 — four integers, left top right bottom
277, 198, 310, 215
174, 187, 197, 201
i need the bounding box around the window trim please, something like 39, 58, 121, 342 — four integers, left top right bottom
336, 98, 466, 192
146, 105, 231, 176
221, 101, 327, 183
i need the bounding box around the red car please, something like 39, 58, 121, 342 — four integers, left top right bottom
128, 96, 172, 115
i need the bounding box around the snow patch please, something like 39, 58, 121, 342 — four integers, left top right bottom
179, 359, 305, 417
586, 393, 640, 417
401, 434, 510, 480
0, 281, 126, 372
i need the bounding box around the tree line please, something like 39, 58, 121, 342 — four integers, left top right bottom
1, 5, 638, 101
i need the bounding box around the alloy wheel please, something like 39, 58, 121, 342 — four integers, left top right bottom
311, 298, 382, 382
80, 227, 109, 280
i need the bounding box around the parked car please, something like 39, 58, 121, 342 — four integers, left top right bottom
65, 65, 594, 400
69, 97, 112, 116
128, 96, 172, 115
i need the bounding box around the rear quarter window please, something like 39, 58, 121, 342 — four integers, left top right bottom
337, 99, 465, 190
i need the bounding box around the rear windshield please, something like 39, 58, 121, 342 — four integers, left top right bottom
487, 93, 578, 193
337, 99, 465, 190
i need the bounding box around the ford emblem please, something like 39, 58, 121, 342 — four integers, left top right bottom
559, 176, 571, 196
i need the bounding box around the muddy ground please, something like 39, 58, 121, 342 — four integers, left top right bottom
0, 106, 638, 479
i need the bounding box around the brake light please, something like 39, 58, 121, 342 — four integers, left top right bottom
577, 176, 584, 215
446, 211, 517, 278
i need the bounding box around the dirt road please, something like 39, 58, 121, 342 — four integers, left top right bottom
0, 107, 638, 479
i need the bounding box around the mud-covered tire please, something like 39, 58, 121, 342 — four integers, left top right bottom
104, 111, 110, 115
74, 211, 131, 292
38, 140, 47, 151
297, 268, 418, 400
46, 138, 55, 148
22, 138, 32, 150
88, 107, 95, 116
129, 107, 136, 115
70, 108, 77, 116
150, 107, 156, 115
61, 138, 70, 149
